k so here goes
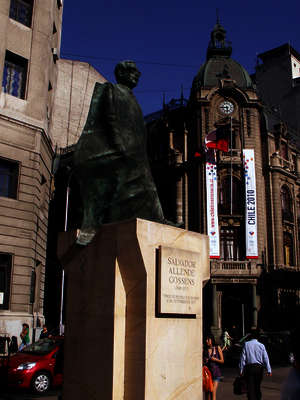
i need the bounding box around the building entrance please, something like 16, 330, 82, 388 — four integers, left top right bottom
220, 284, 253, 338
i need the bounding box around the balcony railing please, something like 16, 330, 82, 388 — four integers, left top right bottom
271, 154, 297, 173
219, 149, 241, 163
210, 260, 261, 276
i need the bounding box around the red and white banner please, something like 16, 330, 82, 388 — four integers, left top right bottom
206, 151, 219, 258
243, 149, 258, 259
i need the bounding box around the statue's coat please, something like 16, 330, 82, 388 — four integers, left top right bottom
74, 81, 164, 241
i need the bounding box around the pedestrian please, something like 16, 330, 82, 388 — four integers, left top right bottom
8, 336, 18, 354
39, 324, 49, 339
204, 334, 224, 400
222, 328, 233, 351
239, 328, 272, 400
280, 328, 300, 400
19, 323, 30, 351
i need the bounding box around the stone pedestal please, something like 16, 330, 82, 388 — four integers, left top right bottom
58, 219, 210, 400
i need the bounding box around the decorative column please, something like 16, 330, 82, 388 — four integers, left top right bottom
211, 284, 222, 341
271, 154, 284, 266
212, 284, 218, 328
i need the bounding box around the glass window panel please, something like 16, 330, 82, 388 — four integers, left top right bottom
0, 158, 19, 199
281, 186, 293, 222
219, 176, 243, 214
3, 55, 27, 99
220, 228, 243, 261
0, 253, 12, 310
9, 0, 33, 27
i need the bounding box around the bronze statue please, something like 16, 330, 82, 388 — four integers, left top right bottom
74, 60, 165, 245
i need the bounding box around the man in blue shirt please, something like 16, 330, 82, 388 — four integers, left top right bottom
239, 329, 272, 400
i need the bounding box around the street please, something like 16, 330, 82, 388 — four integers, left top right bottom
0, 388, 61, 400
219, 365, 290, 399
0, 365, 291, 399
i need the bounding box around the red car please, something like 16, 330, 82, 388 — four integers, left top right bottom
2, 337, 63, 393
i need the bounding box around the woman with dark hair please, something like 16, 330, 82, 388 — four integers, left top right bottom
19, 323, 30, 351
204, 334, 224, 400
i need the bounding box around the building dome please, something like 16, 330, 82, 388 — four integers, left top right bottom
192, 22, 253, 91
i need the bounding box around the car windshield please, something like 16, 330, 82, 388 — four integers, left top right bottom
21, 338, 60, 355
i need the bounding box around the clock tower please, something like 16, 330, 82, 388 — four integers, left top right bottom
188, 21, 264, 337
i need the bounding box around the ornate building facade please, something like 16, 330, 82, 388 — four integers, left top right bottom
146, 22, 300, 337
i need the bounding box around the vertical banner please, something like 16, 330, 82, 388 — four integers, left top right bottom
243, 149, 258, 259
206, 151, 219, 258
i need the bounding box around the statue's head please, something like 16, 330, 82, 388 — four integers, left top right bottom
114, 60, 141, 89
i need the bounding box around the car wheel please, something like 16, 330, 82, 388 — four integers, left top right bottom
31, 371, 51, 393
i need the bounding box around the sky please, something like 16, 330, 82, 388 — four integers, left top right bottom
60, 0, 300, 116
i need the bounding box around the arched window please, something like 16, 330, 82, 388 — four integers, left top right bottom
281, 185, 293, 222
219, 175, 243, 214
283, 232, 294, 266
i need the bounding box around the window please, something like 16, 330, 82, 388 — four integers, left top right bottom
9, 0, 33, 27
2, 51, 28, 99
219, 175, 244, 214
283, 232, 294, 266
281, 185, 293, 222
0, 158, 19, 199
220, 228, 243, 260
29, 270, 36, 303
0, 253, 12, 310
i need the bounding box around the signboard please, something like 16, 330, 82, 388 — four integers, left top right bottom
206, 158, 220, 258
158, 246, 202, 314
243, 149, 258, 258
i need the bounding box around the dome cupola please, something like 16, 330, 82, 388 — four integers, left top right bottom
192, 20, 253, 91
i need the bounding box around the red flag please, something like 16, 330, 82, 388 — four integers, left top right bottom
205, 126, 229, 152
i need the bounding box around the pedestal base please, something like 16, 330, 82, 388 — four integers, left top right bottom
58, 219, 210, 400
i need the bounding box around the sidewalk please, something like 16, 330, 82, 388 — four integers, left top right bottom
0, 366, 290, 399
0, 390, 61, 399
219, 365, 290, 399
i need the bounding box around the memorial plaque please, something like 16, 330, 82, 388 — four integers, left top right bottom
158, 246, 202, 314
